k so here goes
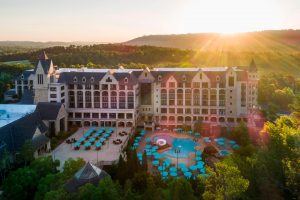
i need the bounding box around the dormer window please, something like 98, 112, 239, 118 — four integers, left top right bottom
90, 77, 94, 83
21, 75, 24, 80
216, 76, 220, 81
158, 75, 162, 81
182, 75, 186, 81
73, 76, 77, 82
124, 77, 128, 83
106, 77, 112, 82
199, 73, 202, 79
82, 77, 86, 83
145, 73, 147, 77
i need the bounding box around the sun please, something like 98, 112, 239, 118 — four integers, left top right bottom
179, 0, 281, 34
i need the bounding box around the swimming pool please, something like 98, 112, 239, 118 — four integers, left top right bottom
154, 136, 198, 158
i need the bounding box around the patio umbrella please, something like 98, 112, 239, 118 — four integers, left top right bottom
177, 128, 183, 131
187, 130, 193, 134
181, 167, 189, 172
219, 150, 230, 156
170, 172, 178, 177
84, 133, 91, 137
146, 152, 152, 156
94, 133, 100, 137
103, 133, 110, 138
145, 138, 151, 143
152, 146, 158, 150
89, 137, 96, 142
78, 137, 85, 142
164, 158, 172, 165
158, 165, 166, 171
232, 144, 240, 149
217, 141, 225, 146
84, 142, 91, 147
184, 171, 192, 178
178, 163, 185, 168
195, 151, 202, 156
169, 167, 177, 172
137, 153, 143, 157
153, 137, 158, 141
197, 164, 204, 169
100, 137, 106, 142
197, 161, 205, 166
136, 136, 141, 139
161, 171, 168, 177
133, 143, 139, 147
152, 160, 159, 166
194, 132, 201, 137
229, 140, 236, 145
73, 142, 81, 147
200, 168, 206, 174
145, 144, 152, 149
195, 156, 202, 161
189, 165, 198, 171
95, 142, 102, 148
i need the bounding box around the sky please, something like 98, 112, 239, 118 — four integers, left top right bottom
0, 0, 299, 42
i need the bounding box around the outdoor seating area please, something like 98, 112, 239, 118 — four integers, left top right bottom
72, 127, 114, 151
132, 127, 241, 179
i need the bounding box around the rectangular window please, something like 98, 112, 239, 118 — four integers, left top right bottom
92, 113, 99, 118
169, 108, 175, 114
161, 108, 167, 113
101, 113, 108, 119
50, 94, 57, 98
177, 108, 183, 114
169, 82, 175, 88
202, 82, 208, 88
202, 109, 208, 114
102, 84, 108, 90
229, 76, 234, 87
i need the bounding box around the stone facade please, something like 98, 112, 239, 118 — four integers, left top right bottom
15, 53, 259, 134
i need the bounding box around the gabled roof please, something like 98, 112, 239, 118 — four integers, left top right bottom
38, 51, 49, 60
65, 162, 110, 192
0, 111, 49, 154
19, 90, 34, 104
36, 102, 64, 120
249, 59, 257, 72
15, 69, 34, 81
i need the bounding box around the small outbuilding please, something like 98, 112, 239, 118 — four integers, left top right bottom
65, 162, 110, 193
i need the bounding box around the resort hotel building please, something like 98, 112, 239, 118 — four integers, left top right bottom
15, 52, 258, 135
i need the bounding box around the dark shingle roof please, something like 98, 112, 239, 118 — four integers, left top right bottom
65, 162, 110, 193
32, 134, 50, 149
0, 111, 49, 154
36, 102, 63, 120
19, 90, 34, 104
15, 70, 34, 81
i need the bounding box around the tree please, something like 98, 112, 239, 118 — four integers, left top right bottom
62, 158, 85, 181
273, 87, 295, 111
0, 149, 11, 182
35, 173, 61, 200
97, 178, 121, 200
78, 183, 99, 200
123, 180, 141, 200
44, 189, 69, 200
30, 156, 59, 177
289, 94, 300, 119
169, 178, 196, 200
203, 162, 249, 200
20, 140, 34, 166
141, 150, 148, 171
3, 167, 38, 200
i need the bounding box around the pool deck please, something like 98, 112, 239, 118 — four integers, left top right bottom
137, 130, 232, 172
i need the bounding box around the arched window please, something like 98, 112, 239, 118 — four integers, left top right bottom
185, 116, 192, 122
85, 91, 92, 108
90, 77, 94, 83
169, 116, 175, 122
177, 89, 183, 105
177, 116, 183, 122
219, 89, 226, 106
161, 116, 167, 121
82, 77, 86, 83
111, 91, 117, 108
193, 89, 200, 106
169, 89, 175, 105
161, 89, 167, 105
73, 76, 77, 82
127, 92, 134, 109
185, 89, 191, 106
158, 75, 162, 81
94, 91, 100, 108
77, 91, 83, 108
124, 77, 128, 83
210, 89, 217, 106
102, 91, 108, 108
202, 89, 208, 106
119, 92, 126, 109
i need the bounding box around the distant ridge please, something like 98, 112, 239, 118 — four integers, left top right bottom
0, 41, 105, 48
125, 30, 300, 51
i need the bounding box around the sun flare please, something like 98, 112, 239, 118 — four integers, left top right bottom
180, 0, 283, 34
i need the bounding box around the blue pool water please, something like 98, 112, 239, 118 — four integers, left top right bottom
163, 138, 198, 158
